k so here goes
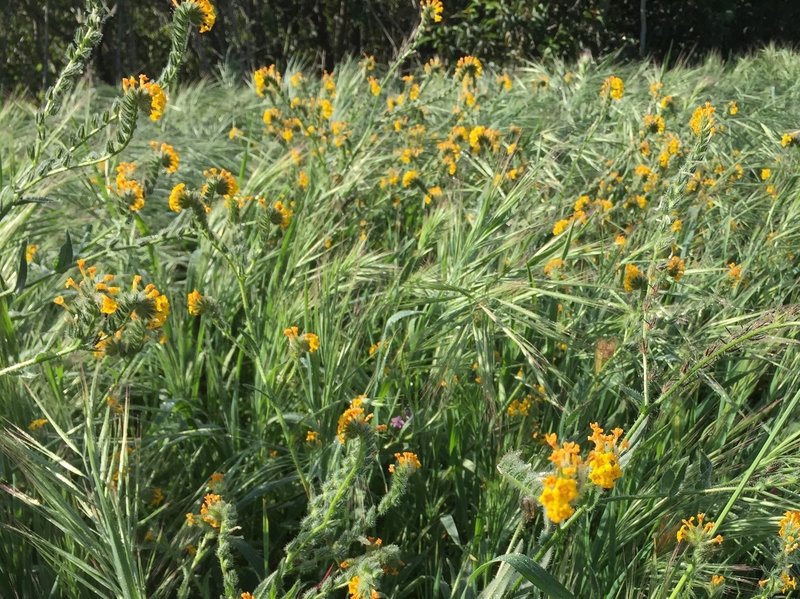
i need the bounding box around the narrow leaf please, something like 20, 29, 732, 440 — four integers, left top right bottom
15, 241, 28, 295
471, 553, 575, 599
56, 230, 73, 273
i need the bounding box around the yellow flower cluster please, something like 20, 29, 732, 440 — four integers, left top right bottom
538, 424, 627, 523
254, 64, 282, 97
643, 113, 665, 134
421, 0, 443, 23
507, 395, 532, 417
173, 0, 216, 33
676, 512, 723, 546
122, 74, 167, 121
689, 101, 717, 136
623, 263, 645, 292
187, 289, 204, 316
779, 510, 800, 555
269, 200, 294, 229
336, 395, 373, 444
284, 326, 320, 354
389, 451, 421, 474
586, 423, 627, 489
600, 75, 624, 101
199, 493, 222, 528
347, 575, 380, 599
57, 262, 170, 357
202, 167, 239, 200
168, 183, 188, 213
150, 141, 180, 174
455, 56, 483, 85
543, 258, 565, 277
114, 161, 145, 212
28, 418, 49, 431
781, 131, 799, 147
666, 255, 685, 282
468, 125, 500, 153
727, 261, 742, 283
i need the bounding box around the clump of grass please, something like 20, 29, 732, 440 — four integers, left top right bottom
2, 2, 800, 597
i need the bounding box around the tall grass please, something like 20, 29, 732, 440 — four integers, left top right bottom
2, 18, 800, 597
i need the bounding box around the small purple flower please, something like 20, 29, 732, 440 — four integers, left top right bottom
390, 409, 412, 429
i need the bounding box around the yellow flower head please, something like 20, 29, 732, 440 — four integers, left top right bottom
122, 74, 167, 121
539, 474, 578, 523
779, 510, 800, 554
496, 73, 512, 91
781, 571, 797, 593
623, 263, 645, 292
28, 418, 49, 431
254, 64, 282, 97
676, 512, 723, 546
455, 56, 483, 84
337, 395, 374, 443
649, 81, 663, 98
100, 294, 119, 315
421, 0, 444, 23
689, 102, 717, 136
389, 451, 421, 474
269, 200, 294, 229
303, 332, 319, 353
424, 56, 443, 74
727, 261, 742, 283
507, 395, 532, 417
468, 126, 500, 153
544, 433, 583, 477
586, 423, 627, 489
666, 255, 685, 282
169, 183, 188, 213
203, 167, 238, 199
401, 170, 419, 188
552, 218, 571, 236
199, 493, 222, 528
208, 471, 224, 490
187, 289, 204, 316
173, 0, 216, 33
543, 258, 565, 277
600, 76, 624, 101
781, 132, 799, 148
150, 141, 180, 174
643, 113, 665, 134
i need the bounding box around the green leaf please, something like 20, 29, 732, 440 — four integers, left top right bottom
659, 469, 675, 495
439, 513, 462, 547
15, 241, 28, 295
56, 230, 73, 273
471, 553, 575, 599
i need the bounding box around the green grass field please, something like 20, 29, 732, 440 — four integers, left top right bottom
2, 8, 800, 597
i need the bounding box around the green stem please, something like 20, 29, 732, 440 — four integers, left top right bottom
666, 562, 693, 599
0, 341, 81, 378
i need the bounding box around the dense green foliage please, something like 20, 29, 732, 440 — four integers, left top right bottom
3, 3, 800, 597
4, 0, 800, 94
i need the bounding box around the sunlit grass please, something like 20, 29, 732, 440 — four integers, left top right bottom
2, 42, 800, 598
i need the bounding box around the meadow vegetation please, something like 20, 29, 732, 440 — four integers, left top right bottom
1, 1, 800, 597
